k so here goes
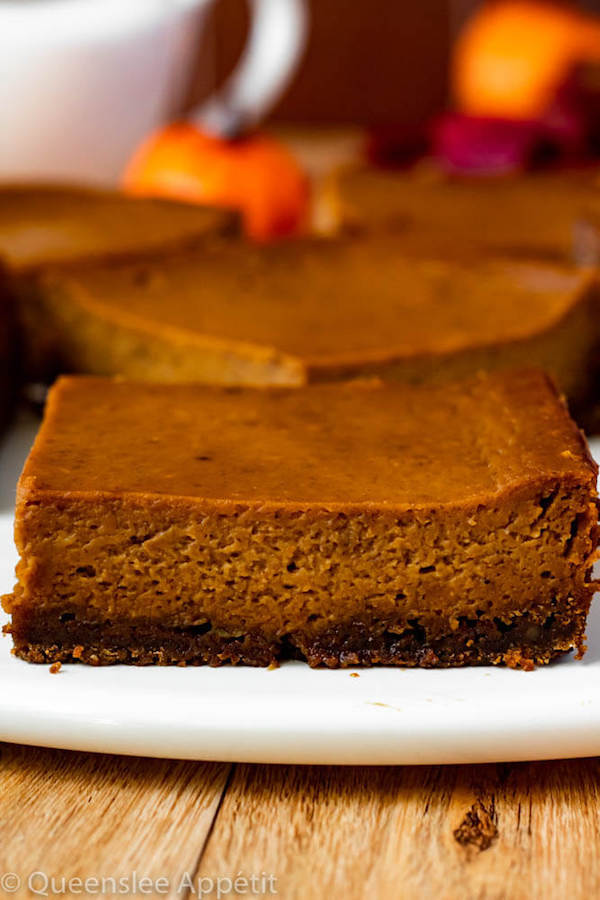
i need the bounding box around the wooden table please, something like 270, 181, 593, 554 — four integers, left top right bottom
1, 744, 599, 898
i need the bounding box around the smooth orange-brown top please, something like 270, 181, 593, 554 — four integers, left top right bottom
21, 370, 596, 509
38, 241, 594, 371
0, 185, 235, 270
338, 168, 600, 262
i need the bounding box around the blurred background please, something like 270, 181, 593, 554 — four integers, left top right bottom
5, 0, 600, 195
192, 0, 600, 126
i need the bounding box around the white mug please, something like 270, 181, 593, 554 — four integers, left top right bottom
0, 0, 307, 185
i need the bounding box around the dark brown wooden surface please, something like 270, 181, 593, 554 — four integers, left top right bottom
196, 0, 450, 126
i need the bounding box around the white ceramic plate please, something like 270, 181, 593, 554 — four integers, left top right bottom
1, 412, 600, 765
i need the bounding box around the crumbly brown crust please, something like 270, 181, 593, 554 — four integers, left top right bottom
6, 605, 588, 670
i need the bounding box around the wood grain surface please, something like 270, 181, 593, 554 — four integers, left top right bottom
0, 745, 599, 899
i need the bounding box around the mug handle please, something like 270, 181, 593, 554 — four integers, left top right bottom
190, 0, 309, 137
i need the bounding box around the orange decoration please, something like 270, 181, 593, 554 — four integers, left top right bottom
453, 0, 600, 119
123, 123, 310, 242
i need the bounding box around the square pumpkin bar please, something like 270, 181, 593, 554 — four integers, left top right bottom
336, 167, 600, 263
19, 246, 600, 428
0, 185, 235, 271
0, 186, 235, 432
4, 370, 598, 669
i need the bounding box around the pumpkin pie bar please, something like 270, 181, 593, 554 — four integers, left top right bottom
19, 241, 600, 422
337, 168, 600, 264
0, 184, 236, 271
4, 369, 597, 669
0, 185, 235, 418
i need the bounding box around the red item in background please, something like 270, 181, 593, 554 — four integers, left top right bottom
432, 106, 589, 175
437, 0, 600, 173
433, 114, 544, 174
433, 64, 600, 175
